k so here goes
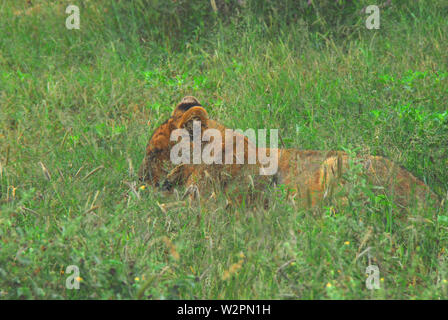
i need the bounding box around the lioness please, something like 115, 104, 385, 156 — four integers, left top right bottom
139, 96, 438, 209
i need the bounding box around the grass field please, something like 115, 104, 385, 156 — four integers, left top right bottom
1, 0, 448, 299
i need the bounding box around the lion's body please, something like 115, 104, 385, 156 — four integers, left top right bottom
275, 149, 436, 208
139, 97, 438, 209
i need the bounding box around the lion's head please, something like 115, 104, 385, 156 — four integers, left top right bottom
138, 96, 210, 189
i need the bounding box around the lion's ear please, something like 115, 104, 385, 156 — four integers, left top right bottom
177, 106, 209, 136
172, 96, 202, 118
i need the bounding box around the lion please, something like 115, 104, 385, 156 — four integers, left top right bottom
139, 96, 439, 210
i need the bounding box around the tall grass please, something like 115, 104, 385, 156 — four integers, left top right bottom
0, 0, 447, 299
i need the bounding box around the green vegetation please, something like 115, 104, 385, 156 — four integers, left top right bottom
0, 0, 447, 299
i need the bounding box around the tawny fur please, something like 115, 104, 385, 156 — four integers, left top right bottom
139, 96, 439, 209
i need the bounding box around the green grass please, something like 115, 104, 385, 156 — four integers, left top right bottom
0, 0, 448, 299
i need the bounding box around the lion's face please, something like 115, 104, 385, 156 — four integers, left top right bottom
138, 96, 209, 189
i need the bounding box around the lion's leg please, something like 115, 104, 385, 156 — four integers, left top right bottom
307, 153, 350, 206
